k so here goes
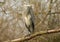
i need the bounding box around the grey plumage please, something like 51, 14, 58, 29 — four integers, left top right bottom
23, 6, 35, 33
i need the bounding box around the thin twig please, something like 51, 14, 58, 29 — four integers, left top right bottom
5, 29, 60, 42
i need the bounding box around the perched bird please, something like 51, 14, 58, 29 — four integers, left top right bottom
22, 5, 35, 33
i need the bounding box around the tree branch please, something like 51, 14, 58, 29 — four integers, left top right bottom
5, 29, 60, 42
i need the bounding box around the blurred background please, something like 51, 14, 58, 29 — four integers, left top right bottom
0, 0, 60, 42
